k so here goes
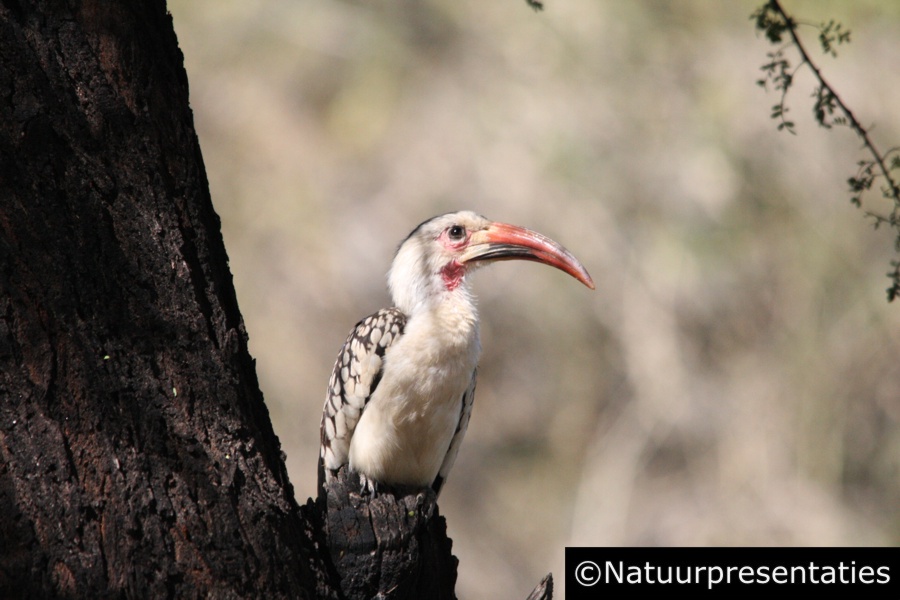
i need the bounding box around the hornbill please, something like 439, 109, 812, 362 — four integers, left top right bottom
319, 211, 593, 497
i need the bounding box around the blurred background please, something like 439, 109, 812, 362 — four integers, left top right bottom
168, 0, 900, 596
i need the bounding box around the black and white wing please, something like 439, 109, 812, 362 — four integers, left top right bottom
318, 307, 406, 494
431, 370, 477, 496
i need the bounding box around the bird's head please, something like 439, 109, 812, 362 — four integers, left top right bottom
389, 211, 594, 314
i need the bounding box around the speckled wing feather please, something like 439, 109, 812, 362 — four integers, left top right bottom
431, 370, 476, 496
318, 307, 407, 494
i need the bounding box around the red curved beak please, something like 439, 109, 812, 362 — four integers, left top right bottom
459, 222, 595, 290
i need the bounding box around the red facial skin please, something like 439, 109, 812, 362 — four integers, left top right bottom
440, 261, 466, 291
437, 228, 470, 291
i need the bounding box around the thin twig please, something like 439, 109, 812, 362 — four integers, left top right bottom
769, 0, 900, 208
757, 0, 900, 299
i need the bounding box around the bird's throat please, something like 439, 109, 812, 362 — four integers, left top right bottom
440, 260, 466, 291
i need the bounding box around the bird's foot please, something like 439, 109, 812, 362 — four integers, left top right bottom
358, 473, 379, 497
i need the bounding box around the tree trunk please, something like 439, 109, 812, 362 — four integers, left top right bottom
0, 3, 550, 598
0, 1, 317, 596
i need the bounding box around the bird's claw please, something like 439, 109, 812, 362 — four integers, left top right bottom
358, 473, 379, 497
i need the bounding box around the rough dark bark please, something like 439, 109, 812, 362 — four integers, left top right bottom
0, 2, 553, 599
0, 1, 315, 597
304, 469, 553, 599
310, 468, 457, 600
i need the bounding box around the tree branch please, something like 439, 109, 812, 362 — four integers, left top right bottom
754, 0, 900, 300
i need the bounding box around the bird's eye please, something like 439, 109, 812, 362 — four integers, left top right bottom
448, 225, 466, 240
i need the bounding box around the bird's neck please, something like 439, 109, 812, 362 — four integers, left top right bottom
404, 283, 480, 352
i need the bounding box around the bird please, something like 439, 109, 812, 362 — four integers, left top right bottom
318, 210, 594, 498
